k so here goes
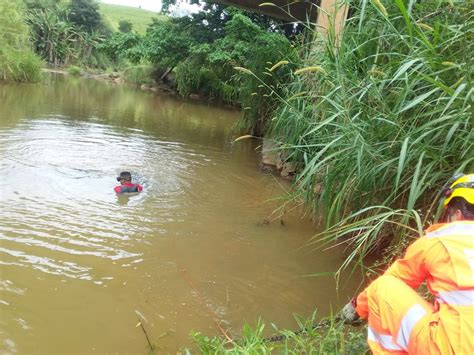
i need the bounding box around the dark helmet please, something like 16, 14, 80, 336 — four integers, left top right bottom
116, 171, 132, 182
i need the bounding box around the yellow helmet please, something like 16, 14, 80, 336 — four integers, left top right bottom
443, 173, 474, 206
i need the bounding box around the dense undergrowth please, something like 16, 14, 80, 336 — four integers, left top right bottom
190, 314, 368, 354
0, 0, 42, 83
238, 0, 473, 267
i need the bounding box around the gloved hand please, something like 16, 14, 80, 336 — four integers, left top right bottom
340, 297, 360, 325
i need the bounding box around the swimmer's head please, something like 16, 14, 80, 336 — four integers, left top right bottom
117, 171, 132, 183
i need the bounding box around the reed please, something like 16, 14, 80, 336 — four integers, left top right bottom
240, 0, 473, 266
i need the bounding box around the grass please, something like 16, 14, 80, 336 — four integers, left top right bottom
237, 0, 473, 270
190, 312, 368, 354
0, 0, 43, 83
67, 65, 82, 76
99, 3, 167, 34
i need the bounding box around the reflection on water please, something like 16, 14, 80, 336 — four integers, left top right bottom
0, 75, 359, 353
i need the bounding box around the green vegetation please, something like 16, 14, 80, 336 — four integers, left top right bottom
25, 0, 111, 68
240, 1, 472, 266
190, 313, 368, 354
19, 0, 300, 131
7, 1, 470, 352
99, 3, 165, 34
0, 0, 42, 82
99, 4, 300, 132
67, 65, 82, 76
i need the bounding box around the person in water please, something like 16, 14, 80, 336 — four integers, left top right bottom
114, 171, 143, 194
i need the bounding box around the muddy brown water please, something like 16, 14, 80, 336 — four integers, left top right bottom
0, 74, 360, 353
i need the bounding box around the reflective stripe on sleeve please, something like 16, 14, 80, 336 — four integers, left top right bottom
368, 327, 403, 351
396, 304, 427, 350
437, 290, 474, 306
426, 223, 474, 239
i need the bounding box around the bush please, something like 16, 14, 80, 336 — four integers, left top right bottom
0, 47, 43, 83
99, 31, 143, 64
0, 0, 43, 83
67, 65, 82, 76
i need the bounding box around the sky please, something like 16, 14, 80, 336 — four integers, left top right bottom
100, 0, 200, 14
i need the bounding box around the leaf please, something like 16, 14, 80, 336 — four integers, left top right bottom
441, 83, 467, 116
390, 58, 422, 84
407, 152, 425, 210
301, 271, 336, 278
395, 0, 412, 35
259, 2, 277, 7
233, 66, 253, 75
395, 137, 409, 192
398, 88, 439, 113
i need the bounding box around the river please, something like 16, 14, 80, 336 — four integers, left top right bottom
0, 74, 358, 353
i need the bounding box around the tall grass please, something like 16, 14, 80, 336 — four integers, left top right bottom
240, 0, 473, 266
0, 0, 42, 83
190, 312, 367, 354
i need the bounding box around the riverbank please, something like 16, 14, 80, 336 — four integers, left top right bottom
43, 66, 243, 105
191, 315, 368, 354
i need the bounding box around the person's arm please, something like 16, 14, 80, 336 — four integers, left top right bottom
136, 184, 143, 192
355, 237, 432, 319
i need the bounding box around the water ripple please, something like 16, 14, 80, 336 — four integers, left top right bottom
0, 116, 224, 282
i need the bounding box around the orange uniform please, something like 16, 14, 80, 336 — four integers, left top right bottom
356, 221, 474, 354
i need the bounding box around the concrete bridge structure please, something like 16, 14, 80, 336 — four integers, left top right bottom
209, 0, 348, 38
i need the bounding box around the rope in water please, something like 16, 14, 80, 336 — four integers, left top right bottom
178, 266, 346, 346
178, 267, 234, 343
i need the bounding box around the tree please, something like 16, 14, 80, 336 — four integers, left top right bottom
68, 0, 102, 33
26, 3, 78, 65
161, 1, 302, 39
143, 18, 193, 69
161, 0, 200, 14
99, 31, 142, 63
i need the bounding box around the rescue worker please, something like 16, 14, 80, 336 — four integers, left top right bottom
114, 171, 143, 194
341, 173, 474, 354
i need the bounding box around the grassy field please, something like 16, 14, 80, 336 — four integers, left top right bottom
99, 3, 167, 34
